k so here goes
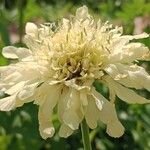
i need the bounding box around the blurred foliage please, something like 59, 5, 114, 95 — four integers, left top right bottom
0, 0, 150, 150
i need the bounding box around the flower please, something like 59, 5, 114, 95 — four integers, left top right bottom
0, 6, 150, 139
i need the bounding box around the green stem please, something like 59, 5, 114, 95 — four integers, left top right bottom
17, 0, 24, 44
81, 119, 92, 150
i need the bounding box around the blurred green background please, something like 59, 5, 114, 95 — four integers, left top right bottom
0, 0, 150, 150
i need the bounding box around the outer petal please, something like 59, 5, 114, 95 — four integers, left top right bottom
105, 64, 150, 90
76, 5, 89, 20
79, 89, 88, 106
64, 79, 91, 91
110, 33, 149, 63
0, 95, 16, 111
2, 46, 31, 60
58, 87, 83, 130
0, 62, 43, 87
91, 87, 125, 137
17, 82, 39, 100
122, 32, 149, 40
38, 107, 55, 139
58, 123, 73, 138
62, 88, 83, 130
85, 95, 99, 129
112, 33, 149, 53
63, 110, 81, 130
91, 91, 103, 111
106, 121, 124, 138
5, 81, 26, 95
37, 84, 61, 139
57, 87, 70, 122
123, 43, 149, 62
106, 76, 150, 104
25, 22, 38, 37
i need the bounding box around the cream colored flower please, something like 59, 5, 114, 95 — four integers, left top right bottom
0, 6, 150, 139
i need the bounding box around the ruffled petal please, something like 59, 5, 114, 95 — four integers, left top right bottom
76, 5, 89, 20
62, 88, 83, 130
85, 95, 99, 129
63, 110, 80, 130
106, 77, 150, 104
91, 90, 103, 111
25, 22, 38, 37
37, 84, 61, 139
64, 79, 91, 91
105, 64, 150, 90
0, 95, 16, 111
91, 87, 124, 137
57, 87, 70, 122
123, 32, 149, 40
106, 120, 124, 138
2, 46, 31, 60
110, 33, 149, 63
58, 123, 73, 138
38, 107, 55, 139
58, 87, 83, 130
18, 82, 39, 100
5, 81, 25, 95
79, 89, 88, 106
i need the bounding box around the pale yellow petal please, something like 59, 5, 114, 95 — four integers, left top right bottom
58, 124, 73, 138
2, 46, 19, 59
64, 79, 90, 91
62, 88, 83, 130
0, 95, 16, 111
57, 87, 70, 123
105, 64, 150, 91
110, 33, 149, 63
133, 32, 149, 39
90, 88, 104, 111
63, 110, 80, 130
106, 120, 124, 138
115, 83, 150, 104
2, 46, 31, 59
85, 95, 99, 129
25, 22, 38, 36
106, 77, 150, 104
18, 82, 39, 100
62, 18, 70, 30
58, 87, 83, 130
38, 107, 55, 139
5, 81, 26, 95
76, 5, 89, 20
91, 87, 125, 137
79, 89, 88, 106
119, 32, 149, 41
37, 84, 61, 139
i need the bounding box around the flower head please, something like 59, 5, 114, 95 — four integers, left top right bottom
0, 6, 150, 139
